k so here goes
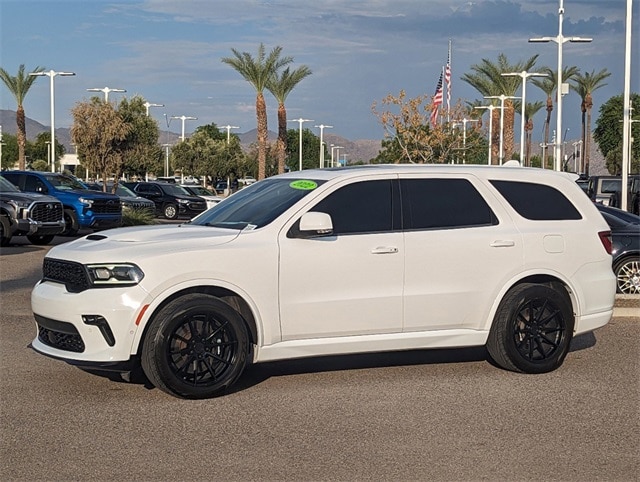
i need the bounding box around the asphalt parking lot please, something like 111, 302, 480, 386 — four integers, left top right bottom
1, 235, 638, 481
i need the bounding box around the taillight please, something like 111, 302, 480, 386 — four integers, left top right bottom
598, 230, 612, 254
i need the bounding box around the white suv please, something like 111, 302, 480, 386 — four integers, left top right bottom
31, 164, 616, 399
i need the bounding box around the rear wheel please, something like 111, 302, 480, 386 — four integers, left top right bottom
141, 294, 249, 399
26, 234, 55, 245
0, 215, 12, 246
614, 257, 640, 294
163, 203, 178, 220
487, 283, 574, 374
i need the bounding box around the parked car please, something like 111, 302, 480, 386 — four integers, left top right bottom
2, 171, 121, 236
0, 175, 65, 246
29, 164, 615, 399
595, 203, 640, 294
213, 179, 238, 195
179, 185, 223, 209
85, 182, 155, 214
586, 176, 622, 206
125, 181, 207, 219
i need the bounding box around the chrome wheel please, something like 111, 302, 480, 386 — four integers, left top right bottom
615, 258, 640, 294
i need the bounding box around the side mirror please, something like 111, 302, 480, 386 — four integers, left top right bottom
299, 211, 333, 236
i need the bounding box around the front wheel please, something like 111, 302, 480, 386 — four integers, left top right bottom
62, 209, 79, 236
487, 283, 574, 374
163, 203, 178, 220
26, 234, 55, 245
0, 215, 12, 246
614, 257, 640, 294
141, 294, 249, 399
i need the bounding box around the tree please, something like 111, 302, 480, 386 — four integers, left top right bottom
0, 64, 44, 169
461, 54, 538, 163
26, 132, 64, 168
285, 127, 321, 171
371, 90, 478, 164
222, 43, 293, 180
593, 93, 640, 175
531, 66, 579, 169
115, 96, 162, 181
71, 98, 130, 184
570, 68, 611, 176
524, 101, 545, 167
0, 133, 18, 170
266, 65, 312, 174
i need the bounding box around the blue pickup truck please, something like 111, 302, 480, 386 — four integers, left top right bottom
3, 171, 122, 236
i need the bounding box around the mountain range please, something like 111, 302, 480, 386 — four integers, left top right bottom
0, 109, 383, 163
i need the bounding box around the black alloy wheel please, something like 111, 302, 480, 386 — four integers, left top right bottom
487, 283, 574, 374
142, 294, 249, 399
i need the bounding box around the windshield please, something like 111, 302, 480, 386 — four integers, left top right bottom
44, 173, 87, 190
187, 186, 215, 196
161, 184, 193, 196
0, 175, 20, 192
190, 178, 325, 230
115, 184, 136, 197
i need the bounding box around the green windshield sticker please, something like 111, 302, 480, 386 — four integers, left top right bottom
290, 180, 318, 190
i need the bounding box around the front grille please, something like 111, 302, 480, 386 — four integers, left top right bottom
92, 199, 122, 215
43, 258, 91, 293
189, 201, 207, 211
38, 326, 85, 352
30, 202, 64, 223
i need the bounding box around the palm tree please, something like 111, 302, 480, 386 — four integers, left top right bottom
531, 66, 579, 169
222, 44, 292, 180
462, 54, 538, 164
570, 68, 611, 176
266, 65, 312, 174
0, 64, 44, 169
524, 101, 544, 167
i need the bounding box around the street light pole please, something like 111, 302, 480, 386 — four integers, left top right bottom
474, 105, 502, 165
171, 115, 198, 142
86, 86, 126, 102
289, 118, 313, 171
314, 124, 333, 168
484, 95, 519, 165
161, 144, 171, 177
221, 125, 240, 144
501, 71, 548, 163
452, 118, 479, 163
143, 101, 164, 116
334, 146, 343, 167
529, 0, 592, 171
30, 69, 76, 172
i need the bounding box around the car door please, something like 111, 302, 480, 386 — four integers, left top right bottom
278, 176, 404, 341
400, 175, 524, 331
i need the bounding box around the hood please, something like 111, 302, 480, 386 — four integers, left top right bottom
0, 191, 60, 203
47, 224, 241, 263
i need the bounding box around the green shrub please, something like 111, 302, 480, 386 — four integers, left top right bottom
122, 208, 158, 226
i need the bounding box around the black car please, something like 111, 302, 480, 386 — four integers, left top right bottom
125, 181, 207, 219
85, 182, 156, 214
595, 203, 640, 294
0, 174, 66, 246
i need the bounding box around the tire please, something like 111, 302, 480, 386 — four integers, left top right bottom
163, 203, 178, 220
141, 294, 249, 399
0, 215, 12, 247
62, 209, 79, 236
26, 234, 55, 245
487, 283, 574, 374
613, 257, 640, 294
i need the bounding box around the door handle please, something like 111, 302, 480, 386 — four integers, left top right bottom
490, 240, 516, 247
371, 246, 399, 254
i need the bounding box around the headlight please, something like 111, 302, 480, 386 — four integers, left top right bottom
79, 197, 94, 207
86, 263, 144, 286
8, 199, 31, 209
177, 199, 190, 204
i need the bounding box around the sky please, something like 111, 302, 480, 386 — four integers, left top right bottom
0, 0, 638, 144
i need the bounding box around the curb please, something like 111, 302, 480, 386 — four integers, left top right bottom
613, 294, 639, 319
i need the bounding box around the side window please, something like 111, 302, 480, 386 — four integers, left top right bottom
137, 184, 151, 194
310, 179, 397, 235
150, 185, 162, 195
401, 178, 497, 230
24, 175, 46, 193
490, 180, 582, 220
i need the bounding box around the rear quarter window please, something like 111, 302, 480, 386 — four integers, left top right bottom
490, 180, 582, 220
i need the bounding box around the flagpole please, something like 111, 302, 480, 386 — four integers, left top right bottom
446, 39, 452, 123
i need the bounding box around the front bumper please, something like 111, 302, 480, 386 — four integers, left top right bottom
30, 280, 150, 363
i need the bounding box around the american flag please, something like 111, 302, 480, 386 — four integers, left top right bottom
430, 70, 444, 127
445, 41, 451, 116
